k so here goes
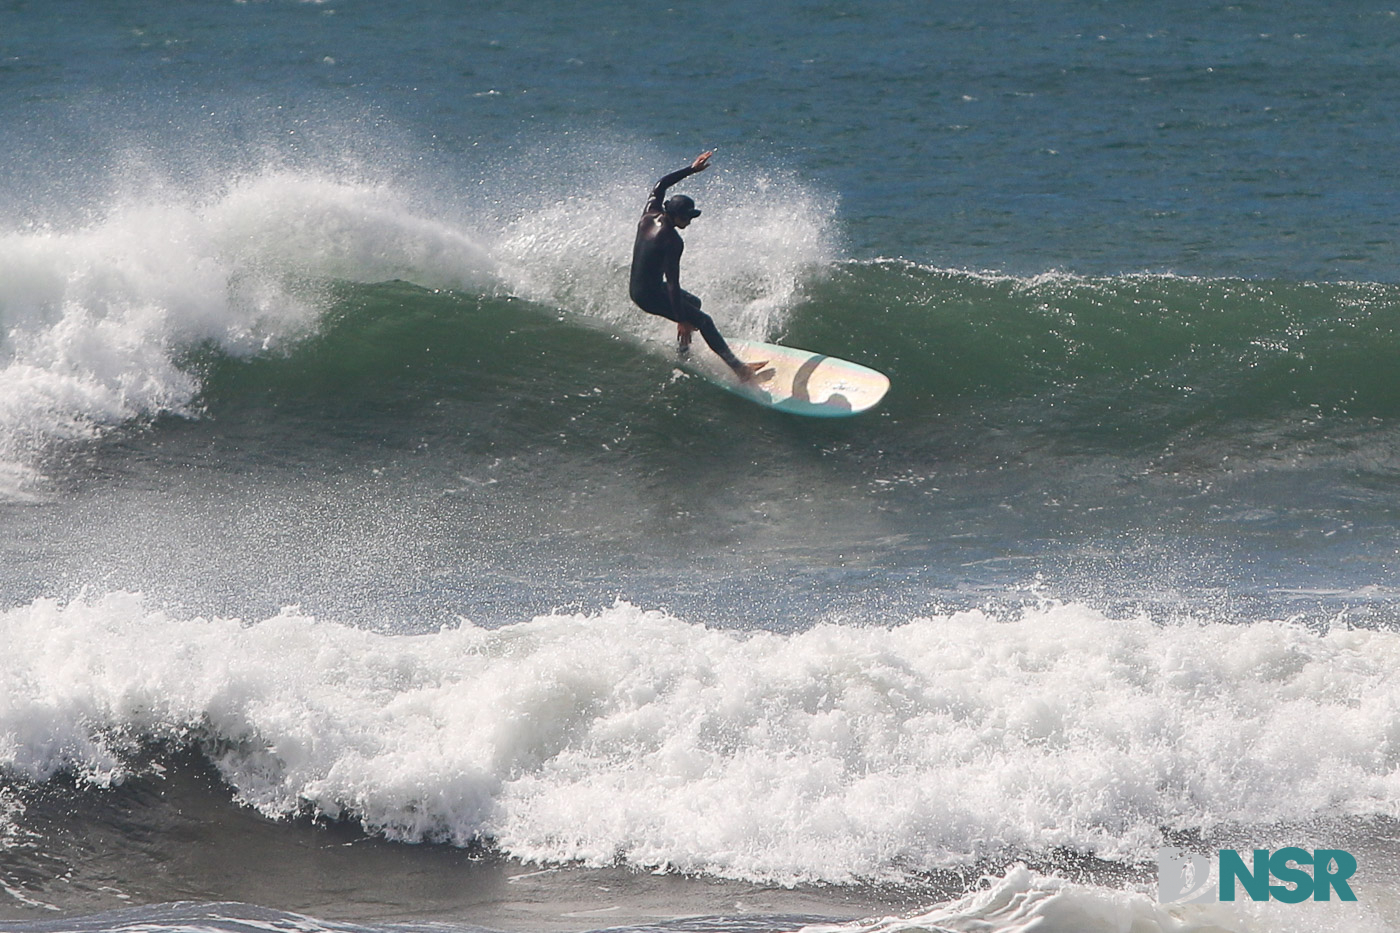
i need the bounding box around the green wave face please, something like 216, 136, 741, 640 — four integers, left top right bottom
195, 267, 1400, 462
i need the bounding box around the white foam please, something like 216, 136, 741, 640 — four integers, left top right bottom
0, 155, 836, 501
493, 160, 838, 340
4, 594, 1400, 895
0, 170, 497, 501
803, 863, 1394, 933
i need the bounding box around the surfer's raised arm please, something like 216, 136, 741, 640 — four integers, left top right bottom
644, 151, 713, 213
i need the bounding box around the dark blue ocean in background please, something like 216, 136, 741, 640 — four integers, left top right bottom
4, 3, 1400, 932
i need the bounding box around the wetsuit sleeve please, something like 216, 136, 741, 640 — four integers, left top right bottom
644, 165, 701, 213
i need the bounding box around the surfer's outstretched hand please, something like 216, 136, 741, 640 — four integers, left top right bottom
691, 150, 714, 172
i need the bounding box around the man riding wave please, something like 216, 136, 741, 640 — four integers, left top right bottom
629, 151, 764, 383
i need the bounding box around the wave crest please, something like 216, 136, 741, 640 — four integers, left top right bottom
5, 593, 1400, 886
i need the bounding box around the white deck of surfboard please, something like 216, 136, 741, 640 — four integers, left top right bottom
685, 337, 890, 417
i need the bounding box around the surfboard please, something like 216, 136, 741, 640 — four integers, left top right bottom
685, 337, 890, 417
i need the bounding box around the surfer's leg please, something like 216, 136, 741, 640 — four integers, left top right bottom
676, 290, 700, 353
677, 299, 754, 381
637, 291, 754, 381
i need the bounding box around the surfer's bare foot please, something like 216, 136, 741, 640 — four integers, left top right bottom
735, 361, 770, 384
677, 323, 695, 354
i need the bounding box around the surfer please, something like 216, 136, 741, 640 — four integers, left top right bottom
630, 151, 764, 383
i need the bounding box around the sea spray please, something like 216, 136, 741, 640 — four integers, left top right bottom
0, 150, 837, 501
0, 169, 497, 500
4, 593, 1400, 886
492, 155, 839, 337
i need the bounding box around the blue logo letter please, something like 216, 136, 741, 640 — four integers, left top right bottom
1219, 849, 1270, 902
1313, 849, 1358, 901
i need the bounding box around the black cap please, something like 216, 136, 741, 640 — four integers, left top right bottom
663, 194, 701, 219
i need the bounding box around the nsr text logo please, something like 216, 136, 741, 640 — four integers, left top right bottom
1158, 847, 1358, 903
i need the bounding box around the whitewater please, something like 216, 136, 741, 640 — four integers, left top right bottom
9, 2, 1400, 932
0, 158, 834, 502
5, 594, 1400, 932
6, 160, 1400, 931
7, 591, 1400, 882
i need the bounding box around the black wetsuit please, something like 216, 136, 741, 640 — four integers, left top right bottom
629, 165, 744, 370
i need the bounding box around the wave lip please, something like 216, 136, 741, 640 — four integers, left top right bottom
0, 170, 497, 502
4, 593, 1400, 887
0, 153, 841, 502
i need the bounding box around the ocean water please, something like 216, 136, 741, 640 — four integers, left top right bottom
4, 2, 1400, 932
